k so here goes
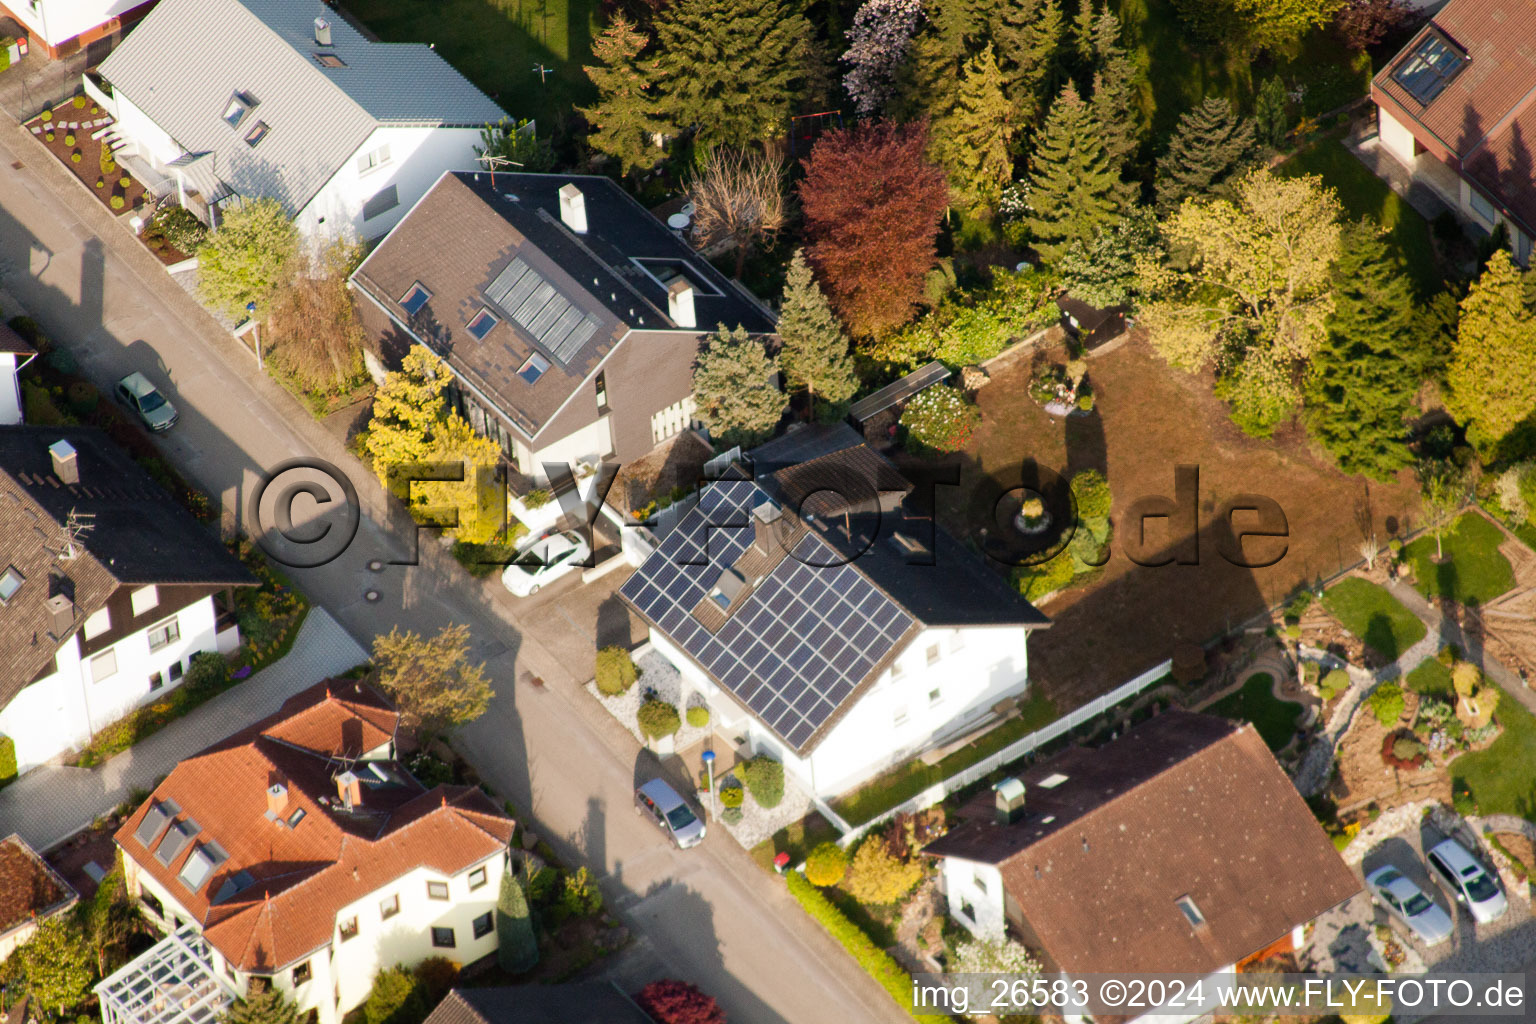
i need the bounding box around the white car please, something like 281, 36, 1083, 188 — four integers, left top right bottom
500, 530, 591, 596
1427, 838, 1508, 924
1366, 865, 1454, 946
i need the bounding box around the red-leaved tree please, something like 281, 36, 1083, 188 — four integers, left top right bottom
799, 120, 949, 340
635, 980, 726, 1024
1333, 0, 1408, 50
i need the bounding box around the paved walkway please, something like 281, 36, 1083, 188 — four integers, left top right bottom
0, 609, 365, 851
1385, 579, 1536, 716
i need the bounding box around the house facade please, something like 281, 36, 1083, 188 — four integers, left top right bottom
1372, 0, 1536, 263
349, 171, 777, 482
0, 427, 253, 775
0, 0, 155, 59
0, 323, 34, 426
924, 711, 1360, 1024
619, 425, 1049, 799
107, 679, 516, 1024
89, 0, 506, 240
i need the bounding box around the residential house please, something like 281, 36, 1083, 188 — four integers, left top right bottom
104, 678, 516, 1024
426, 985, 654, 1024
0, 322, 35, 425
0, 0, 155, 60
349, 171, 777, 482
618, 425, 1050, 800
923, 710, 1359, 1023
89, 0, 506, 239
0, 833, 79, 962
1372, 0, 1536, 262
0, 426, 254, 775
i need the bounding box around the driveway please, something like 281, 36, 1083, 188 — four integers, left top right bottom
0, 116, 902, 1024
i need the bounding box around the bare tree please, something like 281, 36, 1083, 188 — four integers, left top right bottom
685, 148, 786, 278
267, 239, 368, 393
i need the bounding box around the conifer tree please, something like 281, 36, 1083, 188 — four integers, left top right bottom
692, 325, 786, 445
930, 46, 1017, 218
225, 983, 304, 1024
888, 15, 966, 124
1447, 249, 1536, 459
496, 869, 539, 973
654, 0, 811, 151
1086, 7, 1140, 184
1303, 223, 1422, 479
1155, 97, 1257, 212
578, 14, 670, 177
989, 0, 1064, 128
1023, 83, 1123, 263
1071, 0, 1097, 65
778, 251, 857, 414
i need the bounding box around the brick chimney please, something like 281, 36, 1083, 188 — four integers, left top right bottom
44, 593, 74, 637
336, 770, 362, 811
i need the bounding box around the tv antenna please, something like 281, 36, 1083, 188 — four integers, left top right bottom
60, 508, 94, 561
475, 153, 523, 191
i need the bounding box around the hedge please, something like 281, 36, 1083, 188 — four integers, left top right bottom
784, 870, 949, 1024
740, 755, 784, 808
0, 734, 16, 788
595, 646, 638, 696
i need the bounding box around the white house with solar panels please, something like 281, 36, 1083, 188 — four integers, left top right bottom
619, 426, 1050, 800
88, 0, 506, 240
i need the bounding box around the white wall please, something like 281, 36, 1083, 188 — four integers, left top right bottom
940, 856, 1007, 940
296, 126, 490, 242
6, 0, 143, 48
518, 417, 614, 484
1377, 106, 1418, 166
0, 353, 23, 425
0, 594, 221, 773
107, 88, 181, 167
647, 623, 1031, 799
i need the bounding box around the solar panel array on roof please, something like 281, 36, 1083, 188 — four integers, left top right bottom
483, 257, 601, 365
619, 479, 914, 749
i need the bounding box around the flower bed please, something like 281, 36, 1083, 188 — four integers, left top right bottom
25, 99, 148, 216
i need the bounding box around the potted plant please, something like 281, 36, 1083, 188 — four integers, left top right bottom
1014, 495, 1051, 534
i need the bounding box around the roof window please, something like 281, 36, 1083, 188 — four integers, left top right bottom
314, 52, 346, 68
1175, 895, 1206, 928
244, 120, 271, 148
0, 565, 22, 604
517, 352, 551, 384
1038, 772, 1069, 789
399, 282, 432, 316
1392, 31, 1468, 105
223, 93, 252, 128
708, 568, 746, 611
467, 308, 499, 341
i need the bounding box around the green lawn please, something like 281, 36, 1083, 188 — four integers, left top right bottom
831, 691, 1057, 827
1403, 511, 1516, 607
1205, 672, 1301, 750
345, 0, 599, 132
1322, 577, 1426, 661
1452, 688, 1536, 820
1279, 136, 1439, 296
1404, 657, 1455, 699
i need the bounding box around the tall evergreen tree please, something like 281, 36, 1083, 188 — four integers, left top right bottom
225, 984, 304, 1024
1070, 0, 1097, 65
496, 869, 539, 973
654, 0, 811, 151
778, 251, 857, 413
1447, 249, 1536, 459
1303, 223, 1422, 479
693, 325, 786, 445
578, 14, 670, 178
988, 0, 1064, 129
1155, 97, 1257, 212
888, 15, 967, 123
1086, 7, 1140, 184
1023, 83, 1123, 263
930, 46, 1017, 218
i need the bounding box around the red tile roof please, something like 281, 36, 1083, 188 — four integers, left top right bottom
115, 679, 514, 971
924, 711, 1359, 976
1372, 0, 1536, 234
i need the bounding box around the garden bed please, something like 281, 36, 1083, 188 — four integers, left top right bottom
24, 98, 148, 216
585, 646, 712, 753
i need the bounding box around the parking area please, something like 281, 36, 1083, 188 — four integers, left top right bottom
1306, 817, 1536, 975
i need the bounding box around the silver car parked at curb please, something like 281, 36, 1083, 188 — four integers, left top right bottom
635, 778, 706, 849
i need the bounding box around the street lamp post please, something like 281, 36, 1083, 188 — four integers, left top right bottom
246, 301, 263, 372
701, 749, 717, 820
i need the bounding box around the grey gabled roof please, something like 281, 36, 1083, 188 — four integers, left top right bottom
98, 0, 505, 216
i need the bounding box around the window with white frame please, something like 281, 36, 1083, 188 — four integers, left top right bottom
147, 616, 180, 652
926, 643, 941, 666
469, 866, 488, 890
84, 606, 111, 639
427, 880, 449, 900
131, 585, 159, 617
356, 144, 391, 175
90, 649, 118, 683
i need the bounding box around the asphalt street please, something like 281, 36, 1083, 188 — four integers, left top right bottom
0, 115, 902, 1024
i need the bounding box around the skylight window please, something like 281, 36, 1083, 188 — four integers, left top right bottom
399, 282, 432, 316
223, 94, 251, 128
1038, 773, 1070, 789
466, 308, 499, 341
177, 846, 216, 892
314, 52, 346, 68
1392, 32, 1468, 105
1175, 895, 1206, 928
517, 352, 551, 384
244, 120, 271, 147
0, 565, 22, 604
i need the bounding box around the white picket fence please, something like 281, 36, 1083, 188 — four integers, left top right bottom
821, 657, 1175, 846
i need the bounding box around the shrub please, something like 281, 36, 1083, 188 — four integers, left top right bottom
120, 176, 131, 189
64, 133, 75, 146
196, 196, 300, 317
495, 871, 538, 973
1319, 669, 1351, 701
95, 178, 105, 189
686, 705, 710, 728
1071, 469, 1112, 520
804, 842, 848, 886
0, 734, 15, 787
72, 95, 87, 109
65, 381, 98, 415
1393, 736, 1426, 761
151, 206, 207, 254
595, 645, 638, 695
70, 152, 82, 163
184, 651, 229, 698
719, 782, 744, 808
523, 487, 552, 509
40, 108, 52, 121
1366, 683, 1405, 726
784, 871, 948, 1023
362, 967, 427, 1024
558, 866, 603, 918
949, 936, 1042, 974
410, 958, 457, 1006
843, 836, 922, 905
899, 384, 980, 454
634, 980, 726, 1024
99, 148, 116, 175
721, 805, 743, 824
740, 754, 785, 808
8, 316, 47, 351
638, 698, 681, 740
45, 131, 54, 142
110, 195, 125, 210
1011, 552, 1076, 601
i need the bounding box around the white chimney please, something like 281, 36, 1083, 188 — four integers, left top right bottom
667, 277, 696, 328
314, 16, 332, 46
49, 439, 78, 486
267, 783, 288, 817
557, 182, 587, 233
336, 770, 362, 811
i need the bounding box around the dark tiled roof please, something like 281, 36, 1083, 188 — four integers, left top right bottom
924, 711, 1360, 976
619, 435, 1046, 754
427, 986, 653, 1024
350, 172, 774, 444
0, 833, 77, 936
115, 679, 513, 972
0, 427, 254, 704
0, 323, 34, 356
1373, 0, 1536, 235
